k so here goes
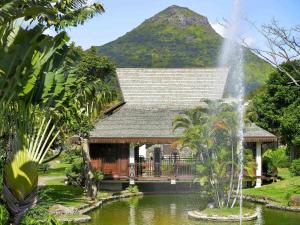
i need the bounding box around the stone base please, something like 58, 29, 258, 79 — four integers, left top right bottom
188, 210, 258, 222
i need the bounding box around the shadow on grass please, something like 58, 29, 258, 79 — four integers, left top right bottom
40, 179, 89, 207
40, 167, 67, 176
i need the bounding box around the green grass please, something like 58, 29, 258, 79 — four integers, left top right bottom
39, 157, 113, 207
42, 177, 112, 207
39, 160, 71, 177
278, 167, 292, 180
244, 176, 300, 206
202, 207, 254, 216
41, 177, 89, 207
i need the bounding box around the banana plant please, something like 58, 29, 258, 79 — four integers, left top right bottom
3, 117, 59, 224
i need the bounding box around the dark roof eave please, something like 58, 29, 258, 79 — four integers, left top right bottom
88, 137, 178, 144
88, 135, 277, 144
244, 136, 277, 143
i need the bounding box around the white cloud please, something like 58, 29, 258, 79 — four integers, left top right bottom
243, 36, 256, 47
211, 23, 227, 38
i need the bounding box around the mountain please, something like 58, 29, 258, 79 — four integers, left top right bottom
95, 5, 273, 93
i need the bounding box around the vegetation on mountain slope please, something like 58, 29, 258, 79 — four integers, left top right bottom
96, 5, 273, 93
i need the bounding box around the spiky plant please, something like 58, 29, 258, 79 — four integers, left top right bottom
3, 118, 59, 224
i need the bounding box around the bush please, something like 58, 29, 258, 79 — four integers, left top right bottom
124, 185, 139, 193
61, 146, 82, 164
20, 206, 65, 225
65, 158, 85, 187
289, 158, 300, 176
0, 204, 9, 225
92, 169, 104, 183
38, 163, 50, 174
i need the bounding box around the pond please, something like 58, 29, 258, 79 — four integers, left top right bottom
84, 194, 300, 225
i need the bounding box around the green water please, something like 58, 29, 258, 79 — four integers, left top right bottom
84, 194, 300, 225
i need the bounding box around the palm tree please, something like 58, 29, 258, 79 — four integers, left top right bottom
263, 147, 288, 181
173, 101, 239, 208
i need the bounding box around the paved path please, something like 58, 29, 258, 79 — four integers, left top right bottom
38, 176, 66, 186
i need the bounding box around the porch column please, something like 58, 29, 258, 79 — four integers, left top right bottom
255, 141, 262, 188
129, 143, 135, 184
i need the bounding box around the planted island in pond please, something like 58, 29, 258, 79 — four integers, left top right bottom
188, 207, 257, 222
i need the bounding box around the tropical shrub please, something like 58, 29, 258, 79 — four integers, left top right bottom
124, 185, 139, 194
0, 0, 113, 222
65, 157, 85, 187
289, 158, 300, 176
263, 147, 289, 180
92, 169, 104, 183
20, 206, 64, 225
0, 204, 9, 225
3, 118, 59, 223
244, 149, 256, 178
61, 146, 82, 164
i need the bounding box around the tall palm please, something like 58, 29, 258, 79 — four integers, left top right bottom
173, 101, 239, 208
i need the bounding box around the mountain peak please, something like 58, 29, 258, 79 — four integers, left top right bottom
148, 5, 210, 28
96, 6, 273, 93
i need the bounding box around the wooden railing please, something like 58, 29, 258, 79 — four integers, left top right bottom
136, 157, 200, 177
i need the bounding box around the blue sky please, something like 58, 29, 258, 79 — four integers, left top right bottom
63, 0, 300, 49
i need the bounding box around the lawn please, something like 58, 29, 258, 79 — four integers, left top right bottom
39, 160, 72, 177
38, 157, 88, 207
202, 207, 255, 216
243, 169, 300, 206
41, 177, 89, 207
38, 156, 113, 207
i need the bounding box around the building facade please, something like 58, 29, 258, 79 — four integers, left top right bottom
88, 68, 277, 187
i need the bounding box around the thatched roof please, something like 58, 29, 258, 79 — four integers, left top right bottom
90, 105, 182, 143
117, 68, 229, 108
244, 123, 277, 142
90, 68, 277, 143
90, 106, 276, 143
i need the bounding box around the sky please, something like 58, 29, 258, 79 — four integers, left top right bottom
60, 0, 300, 50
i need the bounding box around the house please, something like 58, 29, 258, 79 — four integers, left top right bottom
88, 68, 277, 188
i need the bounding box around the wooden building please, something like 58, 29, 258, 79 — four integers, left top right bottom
88, 68, 277, 187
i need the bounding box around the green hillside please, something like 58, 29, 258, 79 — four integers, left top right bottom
96, 5, 273, 93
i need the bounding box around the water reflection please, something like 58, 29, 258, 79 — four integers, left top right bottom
170, 203, 176, 218
84, 194, 300, 225
254, 205, 263, 225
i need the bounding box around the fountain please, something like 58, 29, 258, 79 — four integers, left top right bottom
218, 1, 245, 223
188, 0, 255, 222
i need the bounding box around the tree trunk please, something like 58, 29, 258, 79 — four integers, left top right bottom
81, 138, 96, 199
3, 184, 37, 224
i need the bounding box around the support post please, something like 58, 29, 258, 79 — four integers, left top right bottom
129, 143, 135, 184
255, 141, 262, 188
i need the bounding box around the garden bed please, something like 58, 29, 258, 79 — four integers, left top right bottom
52, 192, 144, 223
188, 207, 257, 222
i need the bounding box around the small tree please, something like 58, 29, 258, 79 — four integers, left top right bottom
263, 147, 289, 181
